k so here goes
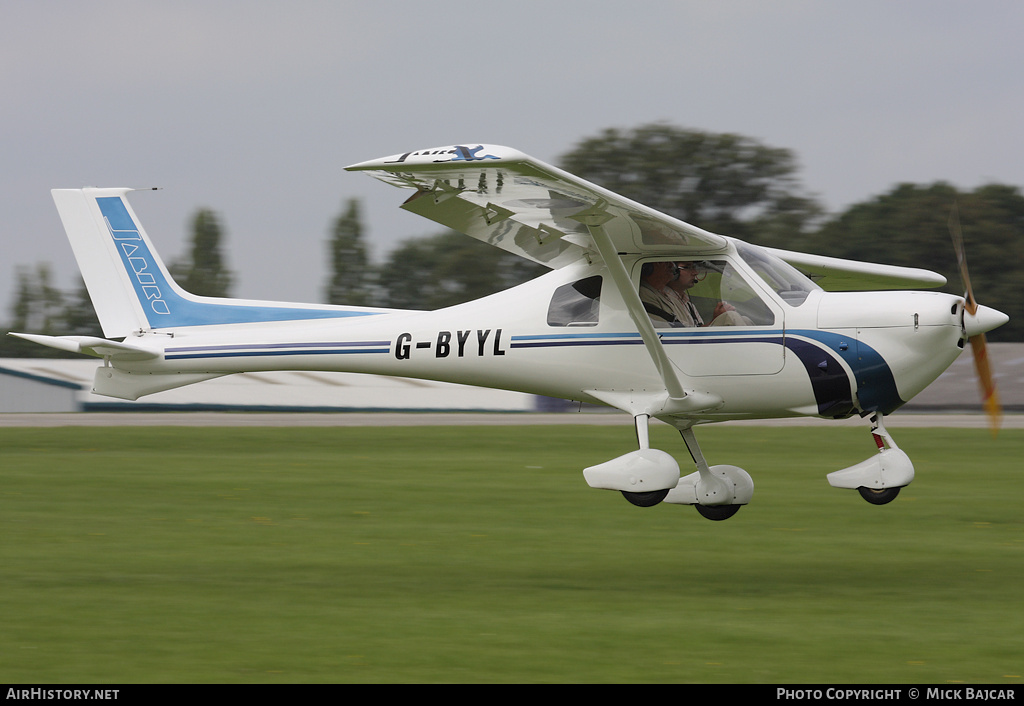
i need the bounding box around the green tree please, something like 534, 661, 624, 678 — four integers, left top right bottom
171, 209, 232, 297
9, 263, 64, 334
558, 123, 822, 245
326, 199, 371, 306
1, 263, 72, 357
1, 277, 103, 357
375, 230, 546, 310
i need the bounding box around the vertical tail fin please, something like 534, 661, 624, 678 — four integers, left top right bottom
52, 188, 156, 338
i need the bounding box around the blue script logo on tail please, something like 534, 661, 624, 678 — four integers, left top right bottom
97, 197, 173, 319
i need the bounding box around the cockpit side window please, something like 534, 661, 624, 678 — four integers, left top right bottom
547, 276, 602, 326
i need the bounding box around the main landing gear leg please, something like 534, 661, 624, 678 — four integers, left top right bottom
663, 426, 753, 520
582, 414, 681, 507
826, 413, 915, 505
619, 414, 672, 507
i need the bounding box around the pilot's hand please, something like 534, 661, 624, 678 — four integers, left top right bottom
713, 301, 736, 319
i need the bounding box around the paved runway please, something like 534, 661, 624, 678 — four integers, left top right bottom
0, 411, 1019, 429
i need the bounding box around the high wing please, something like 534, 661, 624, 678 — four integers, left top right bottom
345, 144, 728, 269
767, 247, 947, 291
347, 144, 946, 292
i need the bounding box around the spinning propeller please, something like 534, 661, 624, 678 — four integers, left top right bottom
949, 204, 1006, 437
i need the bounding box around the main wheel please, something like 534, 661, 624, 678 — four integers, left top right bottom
621, 489, 670, 507
695, 504, 741, 521
858, 486, 901, 505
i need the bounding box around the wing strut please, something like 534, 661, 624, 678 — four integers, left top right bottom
573, 205, 685, 401
571, 204, 721, 417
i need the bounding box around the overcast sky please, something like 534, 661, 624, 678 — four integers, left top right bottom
3, 1, 1023, 321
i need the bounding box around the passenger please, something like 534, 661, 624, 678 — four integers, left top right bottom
666, 261, 743, 327
639, 261, 688, 327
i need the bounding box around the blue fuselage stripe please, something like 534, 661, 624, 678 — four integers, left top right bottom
165, 341, 390, 353
165, 348, 390, 360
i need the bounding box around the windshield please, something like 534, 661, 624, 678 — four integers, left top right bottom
734, 241, 820, 306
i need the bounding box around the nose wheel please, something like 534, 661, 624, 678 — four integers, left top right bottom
827, 414, 915, 504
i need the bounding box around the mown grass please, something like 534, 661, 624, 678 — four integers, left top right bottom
1, 423, 1021, 683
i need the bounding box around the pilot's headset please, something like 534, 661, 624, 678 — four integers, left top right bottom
677, 261, 708, 282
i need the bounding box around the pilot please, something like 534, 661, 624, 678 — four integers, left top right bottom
666, 261, 741, 327
639, 261, 688, 327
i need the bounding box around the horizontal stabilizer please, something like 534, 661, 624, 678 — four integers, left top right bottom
8, 333, 157, 361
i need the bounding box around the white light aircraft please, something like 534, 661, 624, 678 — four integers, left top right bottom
13, 144, 1009, 520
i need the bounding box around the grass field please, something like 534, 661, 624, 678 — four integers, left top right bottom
1, 422, 1021, 684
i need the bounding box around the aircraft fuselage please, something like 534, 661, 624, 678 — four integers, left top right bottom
101, 254, 967, 422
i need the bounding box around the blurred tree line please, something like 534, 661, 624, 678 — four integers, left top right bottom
3, 123, 1022, 358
